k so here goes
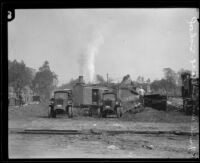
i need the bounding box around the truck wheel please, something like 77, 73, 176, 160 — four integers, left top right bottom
120, 107, 123, 117
116, 107, 121, 118
49, 107, 56, 118
52, 110, 56, 118
68, 106, 73, 118
65, 107, 68, 115
51, 108, 56, 118
102, 111, 106, 118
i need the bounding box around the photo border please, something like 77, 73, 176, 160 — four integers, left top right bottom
1, 0, 199, 162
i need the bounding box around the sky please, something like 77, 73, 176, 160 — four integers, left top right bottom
8, 9, 199, 86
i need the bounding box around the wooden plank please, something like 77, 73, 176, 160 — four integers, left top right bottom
10, 129, 199, 136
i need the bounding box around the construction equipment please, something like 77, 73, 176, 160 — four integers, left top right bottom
144, 94, 167, 111
181, 72, 199, 115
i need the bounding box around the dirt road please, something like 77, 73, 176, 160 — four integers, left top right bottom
9, 103, 199, 158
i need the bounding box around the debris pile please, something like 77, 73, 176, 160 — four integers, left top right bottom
120, 107, 192, 123
167, 97, 183, 112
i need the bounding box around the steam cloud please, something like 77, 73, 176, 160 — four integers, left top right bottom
78, 53, 87, 76
78, 31, 104, 83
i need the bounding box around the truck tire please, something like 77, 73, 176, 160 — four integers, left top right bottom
120, 107, 123, 117
65, 107, 68, 115
102, 111, 106, 118
52, 110, 56, 118
48, 107, 56, 118
68, 106, 73, 118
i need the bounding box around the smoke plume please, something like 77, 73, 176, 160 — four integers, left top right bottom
78, 31, 104, 83
78, 53, 87, 76
87, 31, 104, 83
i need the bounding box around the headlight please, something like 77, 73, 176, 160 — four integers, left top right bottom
49, 101, 54, 106
68, 100, 72, 105
116, 101, 119, 105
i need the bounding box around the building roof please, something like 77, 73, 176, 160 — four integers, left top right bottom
74, 83, 111, 90
54, 89, 72, 93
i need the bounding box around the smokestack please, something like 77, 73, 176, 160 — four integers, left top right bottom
78, 76, 84, 84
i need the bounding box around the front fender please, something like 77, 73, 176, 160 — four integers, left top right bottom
49, 104, 54, 108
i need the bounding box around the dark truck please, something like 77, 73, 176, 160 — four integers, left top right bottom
48, 89, 73, 118
144, 94, 167, 111
181, 72, 199, 115
98, 90, 123, 118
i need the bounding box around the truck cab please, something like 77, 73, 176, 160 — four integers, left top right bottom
48, 89, 73, 118
99, 91, 123, 118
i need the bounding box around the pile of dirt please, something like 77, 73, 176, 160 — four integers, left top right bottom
121, 107, 197, 123
167, 97, 183, 112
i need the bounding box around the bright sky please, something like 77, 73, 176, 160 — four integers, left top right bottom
8, 9, 199, 86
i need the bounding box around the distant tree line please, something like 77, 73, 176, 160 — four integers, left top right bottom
8, 60, 57, 100
150, 68, 191, 96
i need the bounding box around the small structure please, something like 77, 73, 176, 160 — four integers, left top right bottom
32, 95, 40, 103
73, 76, 111, 116
22, 86, 33, 104
9, 97, 17, 106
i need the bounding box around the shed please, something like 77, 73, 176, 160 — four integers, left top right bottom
73, 83, 111, 107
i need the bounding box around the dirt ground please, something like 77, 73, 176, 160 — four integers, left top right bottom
8, 103, 199, 158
